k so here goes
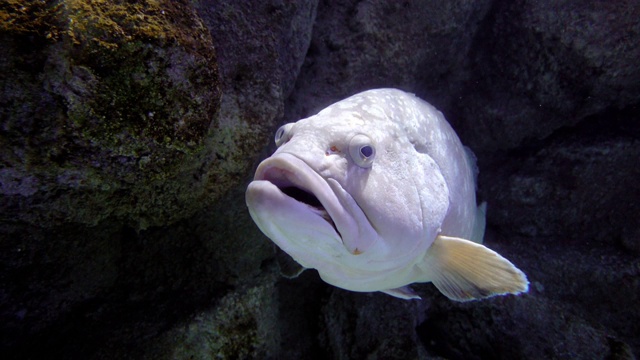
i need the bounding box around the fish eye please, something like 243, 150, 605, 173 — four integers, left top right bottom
360, 145, 373, 158
349, 134, 375, 168
275, 123, 293, 147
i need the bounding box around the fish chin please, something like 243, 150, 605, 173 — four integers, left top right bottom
246, 179, 345, 269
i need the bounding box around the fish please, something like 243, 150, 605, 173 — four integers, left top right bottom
245, 88, 528, 301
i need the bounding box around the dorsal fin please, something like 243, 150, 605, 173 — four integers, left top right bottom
471, 202, 487, 244
463, 146, 479, 188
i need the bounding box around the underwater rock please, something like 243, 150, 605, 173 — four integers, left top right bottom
285, 0, 493, 122
319, 290, 430, 359
482, 112, 640, 247
0, 0, 220, 229
419, 295, 617, 360
1, 0, 317, 358
194, 0, 318, 165
96, 274, 281, 360
0, 188, 276, 359
1, 1, 225, 353
454, 0, 640, 151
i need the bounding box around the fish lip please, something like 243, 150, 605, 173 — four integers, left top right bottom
253, 152, 365, 253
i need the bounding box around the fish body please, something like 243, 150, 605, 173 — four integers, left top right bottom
246, 88, 528, 301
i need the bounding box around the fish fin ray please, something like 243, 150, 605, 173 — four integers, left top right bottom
381, 286, 421, 300
425, 235, 528, 302
276, 248, 306, 278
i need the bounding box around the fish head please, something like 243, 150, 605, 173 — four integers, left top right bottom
246, 90, 450, 291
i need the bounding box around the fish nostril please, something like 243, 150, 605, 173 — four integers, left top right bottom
325, 146, 340, 156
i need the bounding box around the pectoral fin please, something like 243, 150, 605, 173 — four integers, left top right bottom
424, 235, 529, 302
276, 248, 306, 279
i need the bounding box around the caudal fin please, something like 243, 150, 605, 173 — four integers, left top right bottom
423, 235, 528, 302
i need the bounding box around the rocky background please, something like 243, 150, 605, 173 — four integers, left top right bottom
1, 0, 638, 359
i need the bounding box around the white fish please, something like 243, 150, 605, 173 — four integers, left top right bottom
246, 88, 528, 301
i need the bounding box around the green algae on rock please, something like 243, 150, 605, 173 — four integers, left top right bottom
0, 0, 220, 228
63, 0, 218, 154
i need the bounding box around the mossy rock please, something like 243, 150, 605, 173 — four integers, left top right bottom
0, 0, 221, 227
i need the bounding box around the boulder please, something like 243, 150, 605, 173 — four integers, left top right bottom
1, 0, 220, 229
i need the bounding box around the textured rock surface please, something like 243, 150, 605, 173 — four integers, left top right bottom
1, 0, 221, 229
194, 0, 318, 184
482, 111, 640, 244
454, 0, 640, 151
285, 0, 494, 122
1, 0, 639, 359
1, 0, 315, 358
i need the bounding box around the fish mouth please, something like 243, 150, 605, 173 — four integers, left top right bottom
278, 187, 341, 237
252, 153, 342, 241
248, 152, 375, 255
